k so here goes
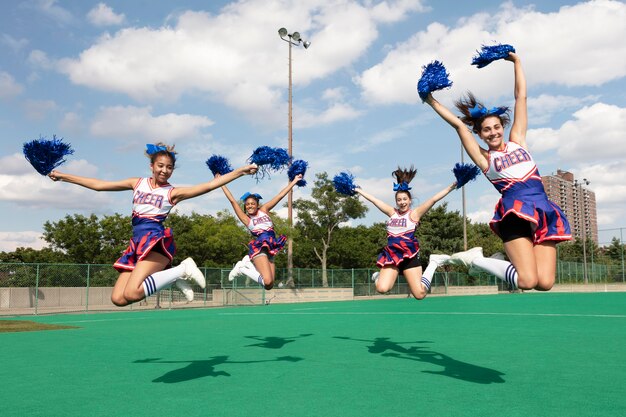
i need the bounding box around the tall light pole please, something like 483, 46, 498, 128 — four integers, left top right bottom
278, 27, 310, 285
575, 178, 590, 284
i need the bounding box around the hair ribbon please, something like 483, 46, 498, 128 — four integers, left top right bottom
469, 105, 508, 119
393, 182, 412, 192
240, 192, 263, 201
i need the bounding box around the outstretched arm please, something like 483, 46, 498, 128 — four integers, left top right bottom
411, 182, 457, 221
424, 94, 489, 171
260, 174, 303, 212
505, 52, 527, 148
219, 180, 249, 225
355, 188, 395, 217
171, 164, 257, 205
48, 171, 137, 191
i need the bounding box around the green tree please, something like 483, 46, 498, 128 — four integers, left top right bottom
418, 203, 465, 262
43, 214, 109, 263
292, 172, 368, 286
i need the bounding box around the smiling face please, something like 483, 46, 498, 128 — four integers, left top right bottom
150, 154, 175, 185
478, 115, 505, 150
244, 197, 260, 216
395, 191, 412, 212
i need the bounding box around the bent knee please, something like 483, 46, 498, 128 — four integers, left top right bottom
111, 294, 129, 306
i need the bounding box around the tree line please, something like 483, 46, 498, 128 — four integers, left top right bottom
1, 173, 624, 279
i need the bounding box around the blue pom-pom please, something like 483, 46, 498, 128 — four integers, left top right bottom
453, 163, 481, 189
333, 172, 358, 196
23, 135, 74, 175
288, 159, 308, 187
249, 146, 292, 179
417, 60, 453, 101
205, 155, 233, 176
471, 44, 515, 68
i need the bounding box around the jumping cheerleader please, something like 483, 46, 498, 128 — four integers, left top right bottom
423, 51, 571, 290
356, 166, 457, 299
219, 174, 303, 290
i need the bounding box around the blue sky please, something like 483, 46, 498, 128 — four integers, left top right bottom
1, 0, 625, 252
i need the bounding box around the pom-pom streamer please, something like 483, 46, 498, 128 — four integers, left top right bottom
333, 172, 358, 196
206, 155, 233, 176
23, 135, 74, 175
471, 44, 515, 68
453, 163, 481, 189
417, 60, 453, 101
288, 159, 308, 187
248, 146, 291, 179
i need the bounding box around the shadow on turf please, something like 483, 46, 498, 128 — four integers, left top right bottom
134, 355, 303, 383
334, 336, 505, 384
244, 333, 313, 349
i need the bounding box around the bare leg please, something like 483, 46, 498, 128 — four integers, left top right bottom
252, 254, 275, 290
403, 266, 427, 300
504, 237, 539, 290
375, 266, 400, 293
111, 252, 170, 306
533, 242, 557, 291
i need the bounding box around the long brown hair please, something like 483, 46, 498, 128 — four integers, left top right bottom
392, 166, 417, 199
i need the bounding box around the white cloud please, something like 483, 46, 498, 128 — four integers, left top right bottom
28, 49, 53, 69
0, 71, 23, 99
22, 99, 57, 120
574, 162, 626, 228
32, 0, 73, 25
1, 34, 29, 52
0, 231, 47, 252
528, 103, 626, 163
87, 3, 126, 27
90, 105, 214, 142
357, 0, 626, 105
528, 94, 599, 125
0, 159, 112, 211
55, 1, 427, 127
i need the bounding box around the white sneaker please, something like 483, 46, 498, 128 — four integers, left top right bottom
228, 261, 243, 282
371, 272, 380, 282
242, 255, 253, 267
449, 247, 484, 267
429, 254, 451, 267
180, 257, 206, 289
175, 279, 194, 302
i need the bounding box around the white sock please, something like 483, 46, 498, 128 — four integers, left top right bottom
240, 265, 264, 286
420, 262, 440, 291
142, 264, 185, 297
472, 257, 518, 289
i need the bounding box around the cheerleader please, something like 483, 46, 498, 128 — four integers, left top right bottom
423, 52, 571, 290
356, 167, 457, 299
48, 143, 257, 306
220, 174, 303, 290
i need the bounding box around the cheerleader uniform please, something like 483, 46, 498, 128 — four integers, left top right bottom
484, 142, 571, 244
114, 177, 176, 272
247, 210, 287, 260
376, 209, 420, 269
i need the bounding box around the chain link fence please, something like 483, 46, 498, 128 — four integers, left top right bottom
1, 259, 624, 315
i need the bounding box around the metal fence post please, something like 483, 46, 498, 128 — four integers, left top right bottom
85, 264, 90, 313
34, 264, 40, 315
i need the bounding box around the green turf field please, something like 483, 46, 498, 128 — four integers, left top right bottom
1, 292, 625, 417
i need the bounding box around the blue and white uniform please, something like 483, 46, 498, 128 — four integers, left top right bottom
376, 209, 420, 267
114, 177, 176, 272
484, 142, 571, 243
246, 210, 287, 260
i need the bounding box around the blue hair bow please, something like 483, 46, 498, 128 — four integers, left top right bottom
240, 192, 262, 201
145, 143, 177, 161
393, 182, 412, 192
469, 105, 508, 119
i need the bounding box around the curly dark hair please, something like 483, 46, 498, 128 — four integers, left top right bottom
392, 166, 417, 199
454, 92, 511, 134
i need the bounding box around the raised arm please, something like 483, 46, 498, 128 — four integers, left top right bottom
220, 181, 250, 225
171, 164, 257, 205
424, 94, 489, 171
505, 52, 527, 148
260, 174, 303, 212
48, 170, 137, 191
411, 181, 457, 221
355, 188, 395, 217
